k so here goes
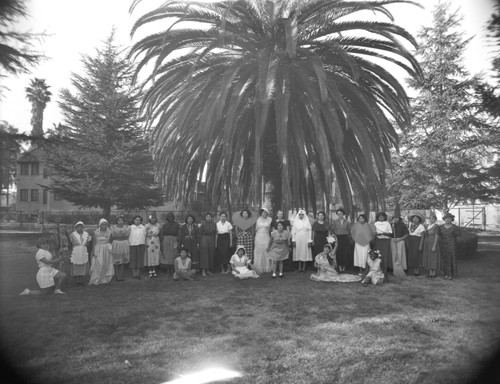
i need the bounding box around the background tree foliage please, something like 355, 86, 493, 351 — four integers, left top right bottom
45, 33, 163, 219
388, 0, 499, 210
129, 0, 420, 214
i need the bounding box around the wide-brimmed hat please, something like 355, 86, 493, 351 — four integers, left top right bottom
408, 213, 425, 223
442, 212, 455, 221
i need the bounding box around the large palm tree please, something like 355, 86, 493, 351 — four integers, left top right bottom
129, 0, 420, 213
25, 77, 51, 137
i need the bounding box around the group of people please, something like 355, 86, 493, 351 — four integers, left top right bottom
19, 207, 460, 295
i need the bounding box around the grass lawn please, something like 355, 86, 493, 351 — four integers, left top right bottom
1, 232, 499, 384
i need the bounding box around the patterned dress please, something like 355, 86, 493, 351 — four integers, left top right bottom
145, 222, 161, 267
267, 230, 291, 261
422, 223, 440, 270
110, 225, 130, 265
235, 224, 255, 260
439, 224, 459, 277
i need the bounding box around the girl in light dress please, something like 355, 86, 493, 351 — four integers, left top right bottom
310, 241, 361, 283
129, 215, 147, 279
110, 216, 130, 282
291, 209, 313, 272
89, 218, 114, 285
266, 221, 291, 278
230, 246, 259, 279
69, 221, 90, 285
145, 214, 161, 278
19, 238, 67, 295
361, 250, 385, 287
173, 248, 197, 281
253, 208, 273, 274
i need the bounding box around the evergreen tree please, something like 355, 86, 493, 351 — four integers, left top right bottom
389, 0, 499, 210
46, 33, 163, 219
0, 121, 20, 207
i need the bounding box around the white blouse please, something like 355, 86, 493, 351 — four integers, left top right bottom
409, 224, 425, 237
216, 221, 233, 234
129, 224, 146, 246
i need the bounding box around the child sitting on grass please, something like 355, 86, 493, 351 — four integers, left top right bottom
230, 246, 259, 279
173, 248, 197, 281
19, 238, 67, 295
361, 249, 385, 287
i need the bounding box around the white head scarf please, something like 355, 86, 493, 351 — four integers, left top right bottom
292, 209, 311, 231
75, 221, 84, 227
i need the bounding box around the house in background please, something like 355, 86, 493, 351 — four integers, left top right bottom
16, 144, 85, 215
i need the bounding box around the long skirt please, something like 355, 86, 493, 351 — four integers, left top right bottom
72, 263, 88, 277
390, 238, 408, 270
182, 236, 199, 270
129, 244, 145, 269
422, 235, 440, 270
145, 236, 160, 267
111, 240, 130, 265
237, 230, 254, 259
312, 231, 328, 259
353, 243, 370, 268
199, 235, 215, 270
254, 231, 272, 273
161, 236, 178, 265
292, 229, 312, 262
89, 243, 114, 285
375, 237, 392, 273
407, 236, 423, 269
216, 233, 231, 265
336, 234, 352, 269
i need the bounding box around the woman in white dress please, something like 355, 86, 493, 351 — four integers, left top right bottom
291, 209, 313, 272
253, 208, 273, 274
89, 218, 114, 285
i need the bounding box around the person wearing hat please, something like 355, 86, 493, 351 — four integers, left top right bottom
310, 242, 360, 282
69, 221, 91, 285
329, 208, 352, 272
439, 212, 459, 280
110, 216, 130, 281
374, 212, 393, 276
422, 213, 440, 278
407, 213, 425, 276
89, 218, 114, 285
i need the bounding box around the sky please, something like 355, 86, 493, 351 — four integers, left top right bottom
0, 0, 496, 134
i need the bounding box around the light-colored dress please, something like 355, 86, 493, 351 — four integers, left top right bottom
89, 229, 114, 285
267, 230, 290, 261
292, 217, 312, 262
350, 222, 375, 268
110, 225, 130, 265
230, 253, 259, 279
35, 249, 59, 289
363, 257, 385, 285
145, 222, 161, 267
173, 256, 196, 280
69, 230, 90, 276
253, 216, 273, 273
310, 253, 361, 282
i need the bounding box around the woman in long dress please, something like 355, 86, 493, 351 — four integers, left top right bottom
253, 208, 273, 274
390, 216, 409, 277
312, 211, 329, 259
179, 214, 200, 272
439, 212, 459, 280
310, 242, 360, 283
145, 214, 161, 278
407, 213, 425, 276
235, 209, 256, 260
110, 216, 130, 282
160, 212, 180, 276
199, 213, 217, 276
330, 208, 351, 271
350, 214, 375, 275
215, 212, 233, 274
291, 209, 312, 272
69, 221, 90, 285
89, 218, 114, 285
422, 214, 440, 278
374, 212, 392, 276
266, 221, 291, 278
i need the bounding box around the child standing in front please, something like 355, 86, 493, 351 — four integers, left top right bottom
361, 249, 385, 287
173, 248, 197, 281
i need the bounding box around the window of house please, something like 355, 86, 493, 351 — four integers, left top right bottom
31, 163, 39, 175
43, 189, 48, 204
31, 189, 39, 201
20, 163, 29, 175
54, 192, 63, 201
20, 189, 28, 201
43, 167, 49, 178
